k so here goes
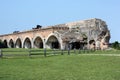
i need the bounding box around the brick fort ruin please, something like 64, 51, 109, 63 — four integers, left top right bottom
0, 18, 110, 50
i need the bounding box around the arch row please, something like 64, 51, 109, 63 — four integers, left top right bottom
2, 34, 62, 49
1, 35, 103, 50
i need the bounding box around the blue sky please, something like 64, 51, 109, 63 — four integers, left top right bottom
0, 0, 120, 42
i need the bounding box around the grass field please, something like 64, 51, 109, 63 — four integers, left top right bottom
0, 48, 120, 80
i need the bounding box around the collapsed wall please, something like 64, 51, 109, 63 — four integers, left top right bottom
54, 18, 110, 50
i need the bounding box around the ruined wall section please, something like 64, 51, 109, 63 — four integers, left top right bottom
65, 18, 110, 40
65, 18, 110, 49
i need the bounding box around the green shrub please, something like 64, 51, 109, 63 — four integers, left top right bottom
112, 41, 120, 50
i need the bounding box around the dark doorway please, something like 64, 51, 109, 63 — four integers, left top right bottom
39, 42, 43, 48
70, 42, 80, 49
51, 41, 59, 49
9, 39, 14, 48
70, 42, 86, 49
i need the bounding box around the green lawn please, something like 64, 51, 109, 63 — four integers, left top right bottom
0, 50, 120, 80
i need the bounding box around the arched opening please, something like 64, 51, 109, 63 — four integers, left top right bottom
46, 35, 60, 49
3, 40, 8, 48
34, 37, 43, 48
23, 38, 31, 49
15, 38, 22, 48
9, 39, 14, 48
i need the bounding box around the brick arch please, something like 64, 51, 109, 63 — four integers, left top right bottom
23, 37, 32, 49
15, 38, 22, 48
46, 33, 61, 49
33, 36, 44, 48
9, 39, 14, 48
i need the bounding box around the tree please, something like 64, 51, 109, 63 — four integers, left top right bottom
112, 41, 120, 50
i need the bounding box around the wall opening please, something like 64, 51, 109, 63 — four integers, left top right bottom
9, 39, 14, 48
46, 35, 60, 49
15, 38, 22, 48
69, 42, 86, 49
34, 37, 43, 48
23, 38, 31, 49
